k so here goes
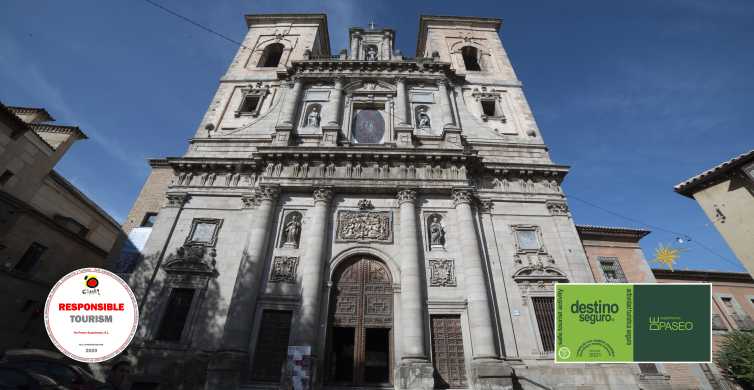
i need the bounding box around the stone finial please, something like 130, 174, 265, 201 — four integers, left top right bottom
166, 192, 190, 208
313, 187, 334, 204
451, 189, 474, 207
396, 189, 417, 204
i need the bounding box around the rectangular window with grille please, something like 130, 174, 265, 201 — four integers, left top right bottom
598, 256, 628, 283
14, 242, 47, 273
638, 363, 660, 374
532, 296, 555, 353
720, 296, 754, 331
251, 310, 292, 382
156, 288, 195, 342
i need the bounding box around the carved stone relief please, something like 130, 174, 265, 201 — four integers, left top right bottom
335, 210, 393, 243
269, 256, 299, 283
428, 259, 457, 287
546, 201, 570, 216
280, 211, 303, 248
426, 213, 446, 249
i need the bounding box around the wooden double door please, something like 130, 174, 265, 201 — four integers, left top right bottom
327, 257, 394, 386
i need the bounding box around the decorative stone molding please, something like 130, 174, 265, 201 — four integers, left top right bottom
256, 185, 280, 202
546, 201, 570, 216
511, 225, 553, 266
479, 199, 494, 214
357, 199, 374, 210
428, 259, 457, 287
451, 189, 474, 207
241, 193, 258, 209
165, 192, 189, 208
185, 218, 223, 247
313, 187, 334, 204
335, 210, 393, 243
396, 189, 417, 204
269, 256, 299, 283
163, 244, 217, 276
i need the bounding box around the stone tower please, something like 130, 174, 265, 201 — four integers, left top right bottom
123, 13, 642, 390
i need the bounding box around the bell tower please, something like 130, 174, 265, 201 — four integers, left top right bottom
348, 23, 396, 60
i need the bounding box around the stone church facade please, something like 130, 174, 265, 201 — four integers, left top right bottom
124, 14, 650, 390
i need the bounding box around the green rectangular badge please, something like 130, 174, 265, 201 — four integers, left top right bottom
555, 283, 711, 363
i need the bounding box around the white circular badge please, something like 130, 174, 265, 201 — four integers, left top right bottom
44, 268, 139, 363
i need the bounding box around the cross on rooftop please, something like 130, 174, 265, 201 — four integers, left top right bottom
368, 21, 375, 30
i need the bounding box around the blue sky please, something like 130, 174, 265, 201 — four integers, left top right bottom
1, 0, 752, 272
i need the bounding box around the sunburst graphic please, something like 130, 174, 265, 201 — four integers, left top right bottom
652, 243, 685, 271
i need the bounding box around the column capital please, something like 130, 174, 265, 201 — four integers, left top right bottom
396, 189, 417, 204
256, 185, 280, 202
240, 193, 258, 209
479, 199, 494, 214
313, 187, 334, 205
451, 188, 475, 207
165, 192, 190, 208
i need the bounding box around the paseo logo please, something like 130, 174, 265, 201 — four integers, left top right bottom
649, 316, 694, 332
570, 299, 620, 324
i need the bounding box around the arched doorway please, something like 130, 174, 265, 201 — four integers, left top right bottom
326, 256, 394, 386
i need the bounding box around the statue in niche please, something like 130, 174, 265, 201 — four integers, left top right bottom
282, 213, 302, 248
417, 107, 431, 128
366, 46, 378, 61
307, 106, 321, 127
428, 215, 445, 248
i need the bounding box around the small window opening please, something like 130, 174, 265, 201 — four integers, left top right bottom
140, 212, 158, 227
461, 46, 481, 71
156, 288, 195, 342
258, 43, 284, 67
240, 95, 261, 113
481, 100, 497, 116
0, 170, 14, 186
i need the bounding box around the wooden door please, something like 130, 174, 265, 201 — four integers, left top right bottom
431, 315, 467, 388
328, 257, 393, 385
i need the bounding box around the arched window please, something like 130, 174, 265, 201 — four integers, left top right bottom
258, 43, 284, 67
461, 46, 481, 71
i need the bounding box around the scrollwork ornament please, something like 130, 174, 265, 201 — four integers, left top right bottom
240, 193, 258, 209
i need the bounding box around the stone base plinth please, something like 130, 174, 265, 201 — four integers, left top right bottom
204, 350, 247, 390
397, 361, 435, 390
469, 360, 514, 390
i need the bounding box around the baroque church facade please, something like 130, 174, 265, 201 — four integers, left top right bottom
124, 14, 647, 390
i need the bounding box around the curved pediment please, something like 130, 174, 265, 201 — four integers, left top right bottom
163, 244, 217, 276
344, 80, 396, 94
512, 264, 567, 282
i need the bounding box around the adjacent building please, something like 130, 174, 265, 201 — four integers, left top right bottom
675, 149, 754, 277
0, 103, 123, 351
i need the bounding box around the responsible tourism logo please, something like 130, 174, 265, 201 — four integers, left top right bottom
44, 268, 139, 363
555, 283, 710, 363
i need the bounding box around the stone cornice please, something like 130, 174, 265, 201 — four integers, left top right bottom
31, 123, 87, 140
282, 59, 463, 83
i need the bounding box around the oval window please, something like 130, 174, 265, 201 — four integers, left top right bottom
352, 109, 385, 144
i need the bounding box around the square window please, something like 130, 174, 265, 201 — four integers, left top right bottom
0, 170, 14, 186
185, 218, 222, 246
140, 212, 158, 227
240, 95, 261, 113
481, 100, 497, 116
598, 257, 628, 283
515, 229, 540, 251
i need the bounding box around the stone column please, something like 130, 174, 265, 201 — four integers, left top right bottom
396, 189, 435, 389
278, 78, 304, 128
437, 80, 455, 129
395, 77, 409, 126
205, 185, 279, 390
292, 188, 334, 349
452, 189, 498, 360
325, 78, 344, 126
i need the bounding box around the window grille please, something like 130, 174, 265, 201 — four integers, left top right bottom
532, 296, 555, 352
598, 257, 628, 283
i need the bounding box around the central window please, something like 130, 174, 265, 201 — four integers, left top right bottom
351, 108, 385, 144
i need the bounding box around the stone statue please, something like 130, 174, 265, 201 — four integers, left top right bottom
417, 108, 431, 128
307, 106, 320, 127
283, 214, 302, 248
429, 216, 445, 247
366, 46, 377, 61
